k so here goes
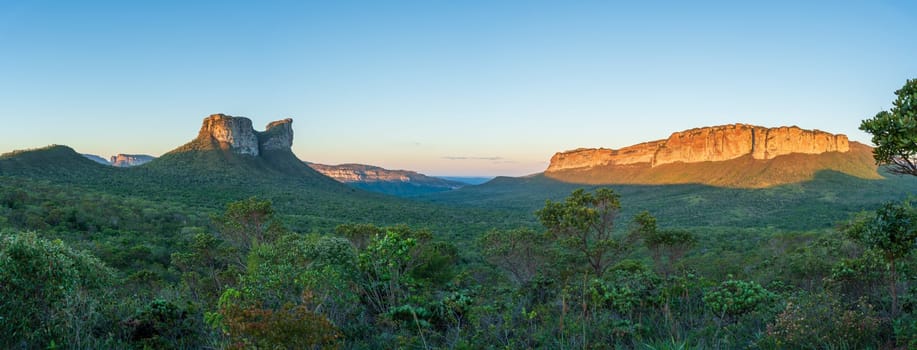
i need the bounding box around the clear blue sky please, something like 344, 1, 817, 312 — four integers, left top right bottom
1, 1, 915, 176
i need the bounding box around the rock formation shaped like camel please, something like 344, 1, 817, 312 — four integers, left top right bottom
189, 114, 294, 156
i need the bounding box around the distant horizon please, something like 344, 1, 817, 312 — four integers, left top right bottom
2, 1, 914, 176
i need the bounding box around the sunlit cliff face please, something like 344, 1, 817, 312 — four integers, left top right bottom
547, 124, 850, 171
190, 114, 294, 156
544, 124, 873, 188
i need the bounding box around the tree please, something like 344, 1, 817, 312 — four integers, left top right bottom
704, 278, 776, 340
357, 228, 426, 314
633, 211, 697, 277
0, 231, 115, 348
478, 228, 554, 285
207, 233, 354, 349
537, 188, 637, 275
847, 200, 917, 316
860, 78, 917, 175
212, 197, 286, 265
335, 223, 384, 251
214, 288, 341, 350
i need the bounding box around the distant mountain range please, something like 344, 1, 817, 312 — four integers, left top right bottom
307, 162, 466, 196
81, 153, 156, 167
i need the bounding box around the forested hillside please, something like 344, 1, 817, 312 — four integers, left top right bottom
3, 113, 917, 348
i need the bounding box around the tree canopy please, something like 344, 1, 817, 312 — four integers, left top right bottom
860, 78, 917, 175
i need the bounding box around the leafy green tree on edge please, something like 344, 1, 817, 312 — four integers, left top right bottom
860, 78, 917, 176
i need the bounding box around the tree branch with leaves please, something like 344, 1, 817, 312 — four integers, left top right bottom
860, 78, 917, 176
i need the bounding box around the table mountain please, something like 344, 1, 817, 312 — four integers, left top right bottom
545, 124, 879, 188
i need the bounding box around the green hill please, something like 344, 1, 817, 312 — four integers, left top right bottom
418, 168, 917, 231
0, 144, 514, 240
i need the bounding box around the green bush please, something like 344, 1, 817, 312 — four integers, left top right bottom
703, 279, 775, 318
0, 231, 115, 348
762, 292, 882, 349
123, 299, 203, 349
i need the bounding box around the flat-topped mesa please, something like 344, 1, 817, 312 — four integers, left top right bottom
195, 114, 294, 156
308, 163, 413, 183
546, 124, 849, 172
548, 140, 666, 171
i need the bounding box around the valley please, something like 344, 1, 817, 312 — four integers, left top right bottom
3, 112, 917, 349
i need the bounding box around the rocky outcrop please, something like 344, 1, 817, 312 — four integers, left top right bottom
306, 162, 466, 196
110, 154, 155, 167
547, 124, 849, 172
191, 114, 295, 156
307, 163, 462, 187
548, 141, 666, 171
258, 119, 294, 151
198, 114, 260, 155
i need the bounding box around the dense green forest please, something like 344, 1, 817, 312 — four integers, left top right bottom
4, 80, 917, 348
3, 184, 917, 349
3, 155, 917, 348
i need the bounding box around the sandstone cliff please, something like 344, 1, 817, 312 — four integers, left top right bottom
198, 114, 261, 155
544, 124, 877, 188
110, 154, 155, 167
259, 119, 294, 152
547, 124, 850, 172
307, 162, 466, 196
175, 114, 295, 156
308, 163, 463, 187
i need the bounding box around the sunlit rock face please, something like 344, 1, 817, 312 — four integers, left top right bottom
199, 114, 261, 155
548, 140, 666, 171
110, 154, 154, 167
259, 118, 294, 152
547, 124, 850, 171
194, 114, 295, 155
308, 163, 416, 183
307, 163, 464, 189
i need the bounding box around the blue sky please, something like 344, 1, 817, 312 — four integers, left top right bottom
1, 1, 915, 176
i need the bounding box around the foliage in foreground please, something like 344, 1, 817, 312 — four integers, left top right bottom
2, 190, 917, 349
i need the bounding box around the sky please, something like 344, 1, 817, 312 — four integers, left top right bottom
1, 1, 915, 177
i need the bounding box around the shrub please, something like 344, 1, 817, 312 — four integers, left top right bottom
763, 293, 882, 349
0, 231, 115, 348
703, 279, 776, 318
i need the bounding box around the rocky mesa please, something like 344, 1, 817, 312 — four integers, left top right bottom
307, 162, 465, 196
172, 113, 295, 156
545, 124, 877, 188
308, 163, 461, 186
547, 124, 850, 171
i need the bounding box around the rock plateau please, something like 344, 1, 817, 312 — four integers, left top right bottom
548, 124, 850, 171
307, 162, 465, 196
545, 124, 878, 188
